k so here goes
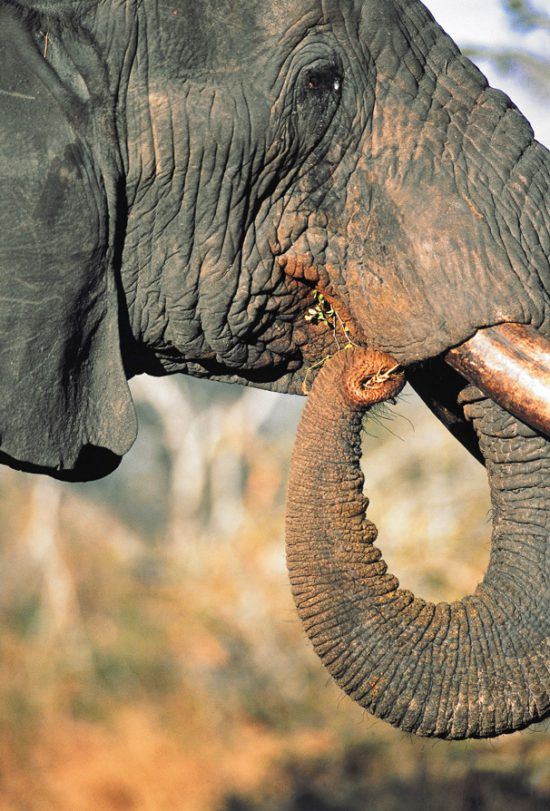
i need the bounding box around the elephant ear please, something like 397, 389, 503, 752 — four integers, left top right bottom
0, 7, 137, 480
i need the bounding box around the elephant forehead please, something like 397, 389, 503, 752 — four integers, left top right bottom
166, 0, 321, 28
157, 0, 364, 71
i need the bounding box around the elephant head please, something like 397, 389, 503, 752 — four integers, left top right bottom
1, 1, 548, 736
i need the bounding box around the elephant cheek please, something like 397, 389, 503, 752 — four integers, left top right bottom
338, 181, 529, 364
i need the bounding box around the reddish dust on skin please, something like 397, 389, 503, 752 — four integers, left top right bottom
276, 253, 321, 285
274, 241, 408, 398
277, 251, 363, 348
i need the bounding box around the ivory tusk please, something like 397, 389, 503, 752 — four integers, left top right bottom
446, 323, 550, 437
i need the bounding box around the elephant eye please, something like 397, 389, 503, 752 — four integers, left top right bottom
293, 59, 343, 131
304, 65, 343, 95
285, 54, 344, 157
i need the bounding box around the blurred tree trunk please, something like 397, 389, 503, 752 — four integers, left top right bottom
131, 377, 283, 548
24, 478, 90, 660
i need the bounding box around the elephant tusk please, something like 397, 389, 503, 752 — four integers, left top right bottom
446, 323, 550, 437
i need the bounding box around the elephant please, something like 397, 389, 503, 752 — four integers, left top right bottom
0, 0, 548, 738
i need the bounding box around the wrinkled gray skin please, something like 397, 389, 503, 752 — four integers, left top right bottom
0, 0, 548, 738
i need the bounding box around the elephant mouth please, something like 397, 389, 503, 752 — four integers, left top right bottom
279, 258, 550, 441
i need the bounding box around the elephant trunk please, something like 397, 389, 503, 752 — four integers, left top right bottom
286, 347, 549, 739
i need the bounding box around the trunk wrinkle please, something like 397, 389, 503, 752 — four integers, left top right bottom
286, 346, 549, 739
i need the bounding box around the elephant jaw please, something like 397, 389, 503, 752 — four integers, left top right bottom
280, 257, 550, 438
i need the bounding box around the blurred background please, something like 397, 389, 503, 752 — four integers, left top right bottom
1, 2, 549, 809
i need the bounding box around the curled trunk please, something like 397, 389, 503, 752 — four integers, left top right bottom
286, 347, 549, 739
